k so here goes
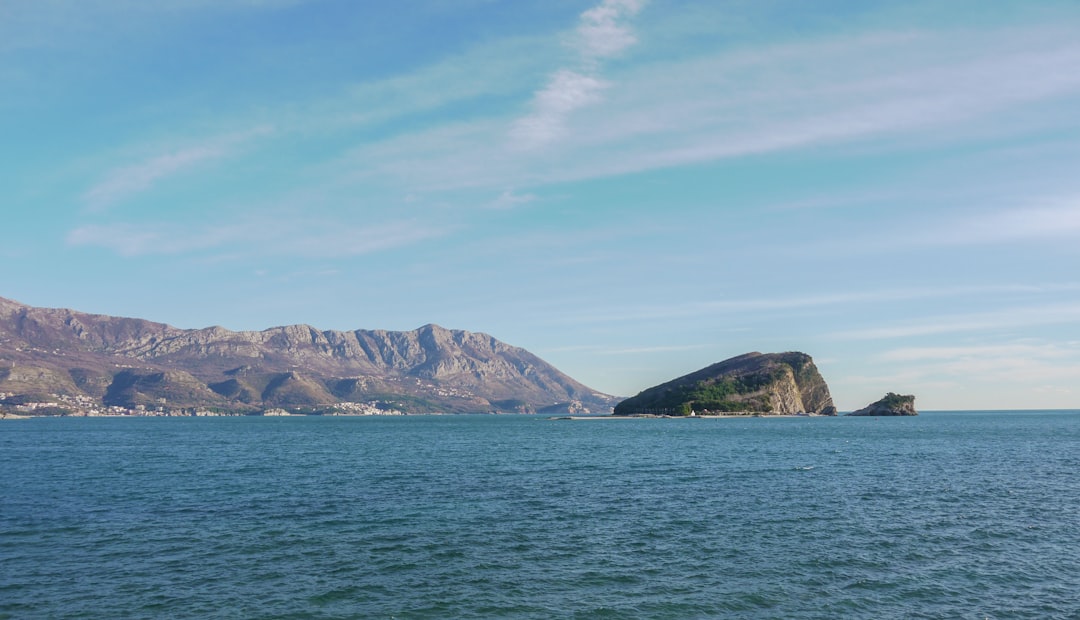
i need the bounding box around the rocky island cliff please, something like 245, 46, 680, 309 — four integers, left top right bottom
846, 393, 918, 416
614, 352, 836, 416
0, 296, 616, 415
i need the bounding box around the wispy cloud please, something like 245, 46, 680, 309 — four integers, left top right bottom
280, 220, 452, 258
342, 25, 1080, 194
559, 33, 1080, 175
511, 0, 645, 148
66, 222, 232, 257
66, 216, 451, 259
511, 70, 609, 147
83, 146, 226, 212
832, 302, 1080, 340
82, 127, 272, 211
879, 342, 1077, 363
549, 284, 1080, 326
319, 36, 553, 134
577, 0, 645, 62
597, 343, 711, 356
874, 341, 1080, 386
921, 199, 1080, 245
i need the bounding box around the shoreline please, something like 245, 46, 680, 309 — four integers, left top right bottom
0, 413, 32, 420
552, 413, 830, 420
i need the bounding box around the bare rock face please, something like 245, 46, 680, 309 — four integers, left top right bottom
847, 393, 918, 416
0, 296, 617, 414
614, 352, 837, 416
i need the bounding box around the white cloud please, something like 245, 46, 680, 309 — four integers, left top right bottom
511, 70, 609, 146
597, 343, 711, 355
347, 26, 1080, 192
924, 200, 1080, 245
281, 220, 452, 258
511, 0, 644, 149
874, 341, 1080, 387
538, 342, 710, 356
82, 127, 271, 211
879, 343, 1077, 363
832, 302, 1080, 340
548, 284, 1080, 326
83, 146, 226, 212
66, 217, 451, 259
66, 222, 230, 257
576, 0, 646, 62
557, 33, 1080, 176
326, 36, 553, 133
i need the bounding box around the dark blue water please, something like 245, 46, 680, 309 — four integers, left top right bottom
3, 411, 1079, 619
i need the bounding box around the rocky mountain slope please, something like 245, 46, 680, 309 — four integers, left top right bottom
0, 296, 616, 414
613, 352, 836, 416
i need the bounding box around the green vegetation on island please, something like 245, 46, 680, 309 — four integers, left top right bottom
614, 352, 836, 416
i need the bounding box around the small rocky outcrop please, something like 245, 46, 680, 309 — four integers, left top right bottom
614, 352, 836, 416
846, 392, 917, 416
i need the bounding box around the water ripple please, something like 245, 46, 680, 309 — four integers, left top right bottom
2, 412, 1079, 618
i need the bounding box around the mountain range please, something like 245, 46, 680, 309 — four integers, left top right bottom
0, 296, 617, 414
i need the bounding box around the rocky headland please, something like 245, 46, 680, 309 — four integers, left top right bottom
613, 352, 837, 416
846, 393, 918, 416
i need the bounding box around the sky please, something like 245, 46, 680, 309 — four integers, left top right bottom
3, 0, 1080, 411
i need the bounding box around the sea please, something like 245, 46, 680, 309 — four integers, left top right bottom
2, 410, 1079, 619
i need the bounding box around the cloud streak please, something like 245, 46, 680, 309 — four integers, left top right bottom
66, 222, 231, 257
83, 146, 227, 212
511, 70, 609, 147
879, 343, 1077, 363
66, 216, 451, 259
577, 0, 645, 62
832, 302, 1080, 340
82, 127, 271, 212
339, 25, 1080, 196
511, 0, 644, 148
922, 199, 1080, 245
546, 284, 1080, 326
873, 341, 1080, 389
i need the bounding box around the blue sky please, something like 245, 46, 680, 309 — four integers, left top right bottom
3, 0, 1080, 410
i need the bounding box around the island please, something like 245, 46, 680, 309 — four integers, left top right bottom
846, 392, 918, 416
613, 352, 837, 416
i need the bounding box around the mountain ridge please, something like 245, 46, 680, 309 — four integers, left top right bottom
0, 296, 616, 414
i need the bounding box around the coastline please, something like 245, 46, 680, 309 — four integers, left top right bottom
552, 413, 829, 420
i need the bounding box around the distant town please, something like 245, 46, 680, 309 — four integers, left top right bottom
0, 391, 405, 419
